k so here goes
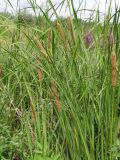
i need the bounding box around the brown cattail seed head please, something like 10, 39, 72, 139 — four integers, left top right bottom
51, 80, 61, 112
111, 51, 117, 87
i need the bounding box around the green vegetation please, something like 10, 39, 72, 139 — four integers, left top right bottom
1, 0, 120, 159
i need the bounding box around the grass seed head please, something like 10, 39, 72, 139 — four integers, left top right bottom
34, 37, 51, 62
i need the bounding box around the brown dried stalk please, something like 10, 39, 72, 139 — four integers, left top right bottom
111, 51, 117, 87
34, 37, 51, 62
51, 80, 61, 112
67, 17, 75, 45
56, 22, 67, 50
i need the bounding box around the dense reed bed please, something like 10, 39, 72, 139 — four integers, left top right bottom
0, 0, 120, 159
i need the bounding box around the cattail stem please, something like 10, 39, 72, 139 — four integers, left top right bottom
111, 51, 117, 87
51, 80, 61, 112
56, 22, 67, 50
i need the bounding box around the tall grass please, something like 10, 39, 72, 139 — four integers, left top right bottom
0, 0, 120, 159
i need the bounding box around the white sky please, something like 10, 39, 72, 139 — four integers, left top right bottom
0, 0, 120, 20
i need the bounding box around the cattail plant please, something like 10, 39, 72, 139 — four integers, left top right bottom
111, 51, 117, 87
34, 37, 51, 62
48, 29, 51, 49
56, 21, 67, 50
67, 16, 76, 45
51, 80, 61, 112
84, 31, 93, 48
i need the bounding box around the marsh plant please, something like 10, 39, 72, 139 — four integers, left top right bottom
0, 0, 120, 160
